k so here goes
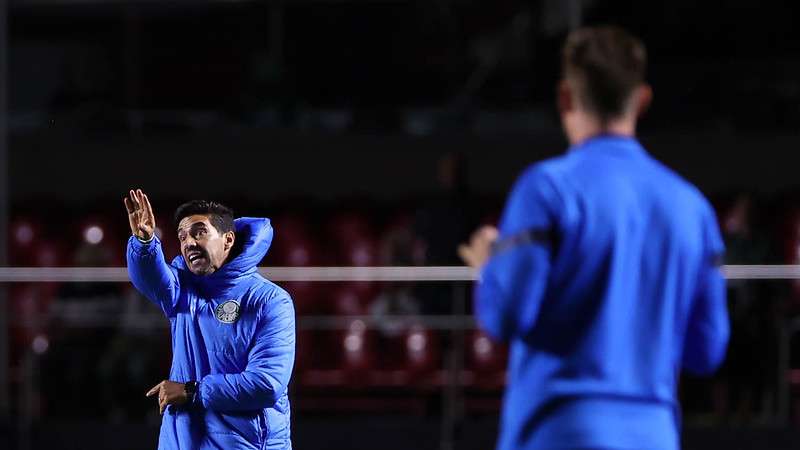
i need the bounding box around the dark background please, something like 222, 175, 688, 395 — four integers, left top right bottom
7, 0, 800, 205
3, 1, 800, 449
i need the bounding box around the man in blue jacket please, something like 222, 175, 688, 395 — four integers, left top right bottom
124, 189, 295, 450
458, 27, 729, 450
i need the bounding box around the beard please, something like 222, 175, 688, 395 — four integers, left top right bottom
185, 248, 215, 275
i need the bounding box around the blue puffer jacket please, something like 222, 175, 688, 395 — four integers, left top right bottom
127, 217, 295, 450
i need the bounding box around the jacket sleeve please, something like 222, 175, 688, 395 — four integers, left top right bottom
682, 204, 730, 375
475, 167, 559, 342
199, 292, 296, 412
126, 235, 181, 317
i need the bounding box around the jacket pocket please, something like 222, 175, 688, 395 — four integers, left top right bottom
206, 409, 263, 447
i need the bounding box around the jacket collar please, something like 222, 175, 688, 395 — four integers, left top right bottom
172, 217, 273, 299
568, 133, 646, 158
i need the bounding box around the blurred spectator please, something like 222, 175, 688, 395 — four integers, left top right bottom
414, 152, 473, 314
714, 193, 773, 422
369, 218, 422, 324
369, 223, 424, 338
415, 152, 471, 265
365, 221, 426, 373
369, 292, 420, 338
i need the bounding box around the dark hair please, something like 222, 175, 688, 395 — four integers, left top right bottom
174, 200, 235, 234
562, 26, 647, 125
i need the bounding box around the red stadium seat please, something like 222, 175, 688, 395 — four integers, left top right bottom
32, 240, 66, 267
328, 215, 377, 283
405, 326, 439, 375
299, 281, 373, 387
328, 212, 374, 245
78, 215, 126, 243
73, 216, 125, 266
9, 217, 45, 266
341, 319, 374, 372
466, 329, 508, 389
333, 238, 379, 300
10, 218, 39, 248
271, 214, 315, 246
8, 283, 56, 364
468, 329, 507, 371
269, 217, 320, 266
262, 215, 328, 315
310, 321, 376, 373
379, 213, 425, 266
331, 283, 367, 316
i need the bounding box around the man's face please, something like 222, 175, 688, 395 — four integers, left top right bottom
177, 214, 234, 276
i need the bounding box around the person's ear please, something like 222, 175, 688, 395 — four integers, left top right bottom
223, 231, 235, 251
557, 79, 575, 115
635, 84, 653, 117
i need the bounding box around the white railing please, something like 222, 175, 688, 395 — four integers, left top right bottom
0, 264, 798, 282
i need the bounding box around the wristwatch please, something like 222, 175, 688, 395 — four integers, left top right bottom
184, 380, 199, 403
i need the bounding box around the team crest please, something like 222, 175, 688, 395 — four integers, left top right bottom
215, 300, 241, 324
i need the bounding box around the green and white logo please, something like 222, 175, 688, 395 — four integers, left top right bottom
215, 300, 241, 324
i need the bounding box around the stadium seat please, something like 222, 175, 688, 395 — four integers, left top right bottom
327, 212, 374, 245
9, 216, 46, 266
341, 319, 374, 372
10, 216, 41, 255
73, 216, 125, 266
306, 321, 376, 378
379, 212, 425, 266
271, 214, 315, 247
466, 329, 508, 389
8, 283, 56, 364
264, 214, 329, 315
32, 240, 65, 267
330, 283, 368, 316
405, 326, 440, 376
334, 238, 379, 300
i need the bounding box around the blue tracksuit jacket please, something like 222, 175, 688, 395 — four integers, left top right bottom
476, 135, 729, 450
127, 217, 295, 450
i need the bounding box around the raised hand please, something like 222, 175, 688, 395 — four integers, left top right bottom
458, 225, 499, 270
124, 189, 156, 241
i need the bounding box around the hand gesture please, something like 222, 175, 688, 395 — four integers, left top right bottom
124, 189, 156, 241
146, 380, 188, 415
458, 225, 499, 270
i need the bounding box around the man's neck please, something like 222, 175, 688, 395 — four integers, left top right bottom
567, 112, 637, 146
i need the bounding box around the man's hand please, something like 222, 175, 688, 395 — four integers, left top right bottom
124, 189, 156, 241
458, 225, 499, 270
146, 380, 188, 415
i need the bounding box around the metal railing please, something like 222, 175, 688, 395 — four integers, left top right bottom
0, 264, 799, 282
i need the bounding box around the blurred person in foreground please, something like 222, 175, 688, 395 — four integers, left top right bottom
124, 189, 295, 450
458, 26, 729, 450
